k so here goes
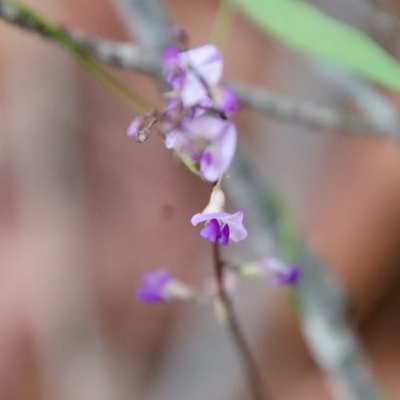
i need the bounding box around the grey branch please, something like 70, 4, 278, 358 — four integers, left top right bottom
68, 31, 160, 74
0, 0, 160, 74
1, 0, 400, 140
112, 0, 173, 54
111, 0, 173, 90
233, 82, 400, 139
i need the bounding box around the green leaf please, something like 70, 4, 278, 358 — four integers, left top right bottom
231, 0, 400, 89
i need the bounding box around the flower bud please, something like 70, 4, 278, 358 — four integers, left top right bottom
164, 280, 195, 301
202, 186, 225, 214
127, 117, 144, 138
239, 262, 267, 278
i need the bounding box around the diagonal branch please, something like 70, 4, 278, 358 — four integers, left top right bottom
67, 30, 160, 74
0, 0, 160, 73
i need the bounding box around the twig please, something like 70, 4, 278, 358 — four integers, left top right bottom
0, 0, 160, 73
233, 82, 400, 139
67, 31, 160, 74
213, 243, 269, 400
112, 0, 172, 54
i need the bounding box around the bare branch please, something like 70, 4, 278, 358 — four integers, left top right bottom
68, 30, 160, 74
112, 0, 173, 55
233, 82, 400, 140
0, 0, 160, 74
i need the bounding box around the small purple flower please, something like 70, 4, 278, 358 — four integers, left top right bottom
127, 117, 151, 143
262, 257, 301, 286
163, 46, 181, 70
163, 46, 186, 91
137, 270, 172, 303
191, 211, 247, 245
163, 44, 223, 107
212, 85, 239, 115
165, 115, 237, 182
127, 118, 142, 137
137, 270, 193, 303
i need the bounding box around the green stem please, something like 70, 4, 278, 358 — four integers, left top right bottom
75, 54, 151, 113
5, 0, 152, 113
209, 0, 237, 49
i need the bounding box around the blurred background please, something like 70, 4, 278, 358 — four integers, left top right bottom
1, 0, 400, 399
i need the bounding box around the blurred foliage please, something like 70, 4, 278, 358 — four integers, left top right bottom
231, 0, 400, 90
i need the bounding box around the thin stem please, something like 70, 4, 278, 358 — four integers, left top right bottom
209, 0, 237, 49
75, 53, 152, 113
0, 0, 153, 113
213, 242, 269, 400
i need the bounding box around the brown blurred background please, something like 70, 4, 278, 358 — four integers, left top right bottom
1, 0, 400, 399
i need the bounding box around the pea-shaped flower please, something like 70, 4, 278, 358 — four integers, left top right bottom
191, 211, 247, 246
137, 270, 194, 303
165, 115, 237, 182
163, 44, 223, 107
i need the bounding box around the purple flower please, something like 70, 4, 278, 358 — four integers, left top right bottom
191, 211, 247, 245
165, 115, 237, 182
211, 85, 239, 115
163, 44, 223, 107
137, 270, 172, 303
137, 270, 193, 303
262, 257, 301, 286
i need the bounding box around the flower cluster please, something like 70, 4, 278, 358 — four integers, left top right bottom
161, 44, 239, 183
128, 44, 238, 182
128, 43, 246, 246
129, 40, 300, 304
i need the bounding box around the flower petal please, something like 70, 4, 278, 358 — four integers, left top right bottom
213, 85, 239, 114
127, 118, 142, 138
179, 72, 209, 107
137, 287, 164, 303
191, 211, 232, 226
182, 116, 237, 182
219, 223, 230, 246
200, 218, 220, 242
163, 46, 180, 68
180, 44, 223, 86
274, 266, 301, 286
137, 270, 172, 303
222, 211, 247, 242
